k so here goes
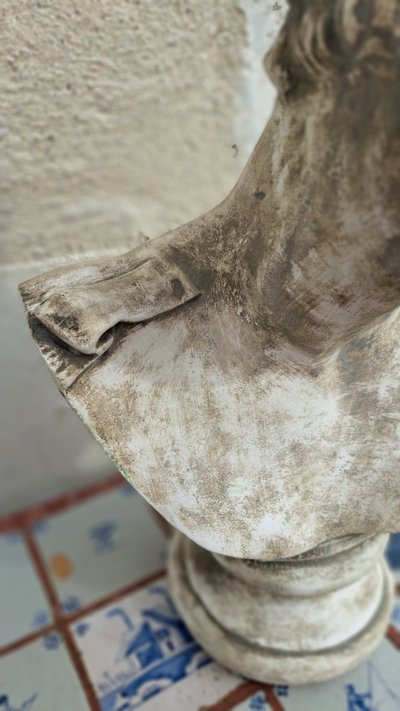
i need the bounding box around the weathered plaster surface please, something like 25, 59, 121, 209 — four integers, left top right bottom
169, 532, 393, 684
19, 0, 400, 559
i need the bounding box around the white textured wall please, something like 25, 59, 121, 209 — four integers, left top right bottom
0, 0, 286, 513
1, 0, 248, 264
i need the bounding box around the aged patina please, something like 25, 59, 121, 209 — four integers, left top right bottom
20, 0, 400, 684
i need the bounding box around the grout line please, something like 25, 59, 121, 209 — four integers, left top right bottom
265, 687, 287, 711
202, 680, 288, 711
23, 527, 101, 710
204, 681, 264, 711
386, 625, 400, 650
63, 623, 101, 711
65, 568, 166, 624
2, 483, 397, 708
0, 624, 56, 657
204, 681, 286, 711
0, 472, 123, 533
24, 529, 60, 612
9, 522, 165, 653
22, 524, 165, 709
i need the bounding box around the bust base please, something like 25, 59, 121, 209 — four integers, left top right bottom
168, 532, 393, 685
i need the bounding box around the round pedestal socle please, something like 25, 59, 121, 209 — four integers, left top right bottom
168, 532, 394, 686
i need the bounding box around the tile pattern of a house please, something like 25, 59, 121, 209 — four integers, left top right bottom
71, 578, 241, 710
0, 473, 399, 711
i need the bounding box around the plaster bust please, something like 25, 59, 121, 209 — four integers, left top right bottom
20, 0, 400, 565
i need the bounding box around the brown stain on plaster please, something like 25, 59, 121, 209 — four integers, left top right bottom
382, 234, 400, 276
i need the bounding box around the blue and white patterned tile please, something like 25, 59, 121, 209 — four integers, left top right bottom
274, 685, 290, 701
71, 577, 242, 711
0, 634, 90, 710
0, 531, 52, 646
32, 486, 167, 612
231, 690, 273, 710
386, 533, 400, 583
277, 638, 400, 711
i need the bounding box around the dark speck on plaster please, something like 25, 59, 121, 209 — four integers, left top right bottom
171, 278, 185, 300
254, 191, 266, 201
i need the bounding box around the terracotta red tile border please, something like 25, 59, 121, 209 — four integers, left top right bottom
24, 527, 101, 709
0, 625, 56, 656
63, 623, 101, 711
387, 625, 400, 650
0, 473, 153, 711
262, 686, 287, 711
65, 568, 166, 624
204, 680, 286, 711
0, 472, 123, 533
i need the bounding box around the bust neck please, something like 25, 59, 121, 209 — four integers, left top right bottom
231, 101, 400, 361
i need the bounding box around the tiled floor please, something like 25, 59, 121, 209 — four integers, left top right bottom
32, 484, 167, 613
0, 474, 399, 711
1, 635, 90, 710
0, 531, 51, 646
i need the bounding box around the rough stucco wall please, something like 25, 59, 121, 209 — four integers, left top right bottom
0, 0, 247, 264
